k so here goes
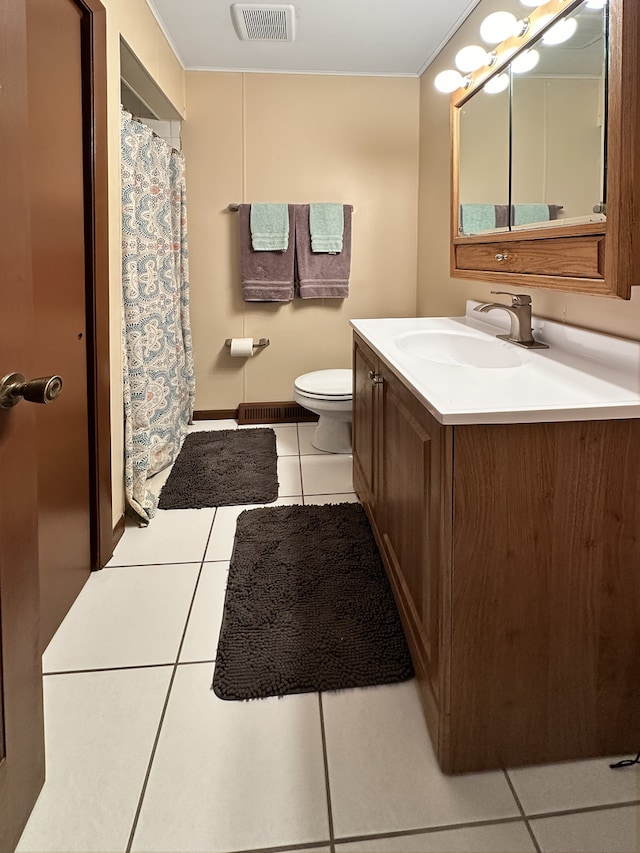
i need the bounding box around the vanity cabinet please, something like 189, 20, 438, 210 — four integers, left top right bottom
353, 331, 640, 774
353, 335, 450, 742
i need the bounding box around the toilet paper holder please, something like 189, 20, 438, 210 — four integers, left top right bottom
225, 337, 270, 351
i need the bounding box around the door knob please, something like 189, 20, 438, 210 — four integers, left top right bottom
0, 373, 63, 408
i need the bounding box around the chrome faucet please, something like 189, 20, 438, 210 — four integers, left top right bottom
474, 291, 549, 349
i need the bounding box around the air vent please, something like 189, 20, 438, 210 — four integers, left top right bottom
231, 4, 295, 42
238, 401, 317, 425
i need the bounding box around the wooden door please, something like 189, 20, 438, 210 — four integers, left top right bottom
0, 2, 46, 848
27, 0, 93, 650
1, 0, 110, 844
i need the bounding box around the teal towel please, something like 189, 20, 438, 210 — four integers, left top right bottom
250, 203, 289, 251
460, 204, 496, 234
309, 203, 344, 253
513, 203, 553, 226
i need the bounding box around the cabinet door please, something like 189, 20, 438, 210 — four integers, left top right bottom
352, 335, 378, 514
377, 366, 452, 727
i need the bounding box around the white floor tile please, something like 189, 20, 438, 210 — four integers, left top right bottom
530, 805, 640, 853
508, 756, 640, 814
298, 422, 327, 455
274, 424, 300, 455
204, 497, 302, 562
323, 681, 520, 839
145, 464, 172, 499
107, 508, 215, 566
337, 821, 536, 852
301, 454, 354, 495
43, 563, 200, 672
130, 663, 330, 852
179, 562, 229, 663
188, 419, 238, 432
16, 667, 172, 853
278, 454, 303, 496
238, 423, 300, 455
304, 493, 360, 506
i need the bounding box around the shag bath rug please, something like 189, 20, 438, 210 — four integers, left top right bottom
158, 428, 278, 509
213, 502, 414, 700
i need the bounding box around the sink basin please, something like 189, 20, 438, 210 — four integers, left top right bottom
394, 329, 525, 368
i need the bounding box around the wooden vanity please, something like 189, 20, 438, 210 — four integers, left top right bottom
353, 328, 640, 774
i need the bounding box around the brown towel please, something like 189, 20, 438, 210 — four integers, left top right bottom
294, 204, 352, 299
239, 204, 295, 302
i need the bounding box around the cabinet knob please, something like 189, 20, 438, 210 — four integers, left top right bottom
368, 370, 383, 386
495, 253, 509, 262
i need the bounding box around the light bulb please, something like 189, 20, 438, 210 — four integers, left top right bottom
542, 17, 578, 45
480, 11, 519, 44
484, 73, 510, 94
511, 48, 540, 74
434, 69, 467, 93
455, 44, 491, 73
519, 0, 540, 5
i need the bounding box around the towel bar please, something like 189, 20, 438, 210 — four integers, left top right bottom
225, 338, 270, 350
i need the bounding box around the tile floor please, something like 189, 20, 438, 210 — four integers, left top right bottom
17, 421, 640, 853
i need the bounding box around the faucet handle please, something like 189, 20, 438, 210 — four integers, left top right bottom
490, 291, 532, 306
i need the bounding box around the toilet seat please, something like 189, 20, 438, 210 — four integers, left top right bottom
294, 369, 352, 399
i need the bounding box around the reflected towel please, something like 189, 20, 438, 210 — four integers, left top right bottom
513, 203, 563, 225
239, 204, 295, 302
250, 203, 289, 251
295, 204, 352, 299
459, 204, 497, 234
460, 203, 564, 232
309, 202, 344, 253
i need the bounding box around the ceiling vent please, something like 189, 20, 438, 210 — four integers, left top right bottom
231, 4, 296, 42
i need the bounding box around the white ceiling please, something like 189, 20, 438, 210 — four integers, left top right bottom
145, 0, 483, 77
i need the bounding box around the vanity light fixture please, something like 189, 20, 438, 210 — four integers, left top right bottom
542, 16, 578, 44
434, 69, 471, 93
511, 48, 540, 73
479, 11, 529, 45
483, 72, 510, 94
432, 0, 570, 93
455, 44, 496, 73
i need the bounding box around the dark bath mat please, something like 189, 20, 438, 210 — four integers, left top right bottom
213, 502, 414, 700
158, 428, 278, 509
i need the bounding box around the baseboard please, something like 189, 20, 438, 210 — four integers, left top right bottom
193, 409, 238, 421
193, 402, 318, 425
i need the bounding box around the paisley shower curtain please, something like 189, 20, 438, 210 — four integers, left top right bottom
121, 109, 195, 522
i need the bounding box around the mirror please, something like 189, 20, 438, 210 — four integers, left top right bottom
457, 0, 608, 236
458, 77, 510, 234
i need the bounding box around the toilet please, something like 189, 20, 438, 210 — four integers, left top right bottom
293, 369, 353, 453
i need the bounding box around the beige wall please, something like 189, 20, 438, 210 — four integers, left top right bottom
100, 0, 186, 524
417, 0, 640, 335
182, 72, 420, 410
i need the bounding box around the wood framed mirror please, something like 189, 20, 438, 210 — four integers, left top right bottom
450, 0, 640, 299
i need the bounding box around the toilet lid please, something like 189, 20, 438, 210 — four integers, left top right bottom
294, 369, 352, 398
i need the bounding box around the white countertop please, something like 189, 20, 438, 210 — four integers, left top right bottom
350, 302, 640, 425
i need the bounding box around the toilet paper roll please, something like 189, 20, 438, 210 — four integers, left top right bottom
229, 337, 254, 357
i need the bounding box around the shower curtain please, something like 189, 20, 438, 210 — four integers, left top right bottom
121, 109, 196, 523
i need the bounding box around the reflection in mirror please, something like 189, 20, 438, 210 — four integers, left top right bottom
510, 0, 608, 231
458, 77, 510, 235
